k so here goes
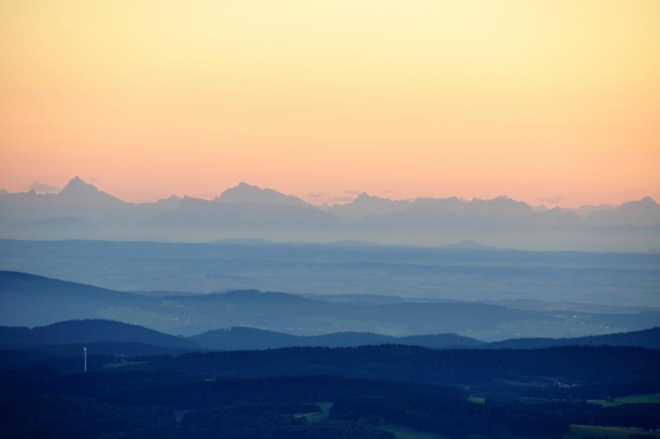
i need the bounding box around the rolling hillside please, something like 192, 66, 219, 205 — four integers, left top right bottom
2, 271, 660, 340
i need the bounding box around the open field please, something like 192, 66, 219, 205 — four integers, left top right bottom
378, 424, 449, 439
565, 425, 660, 439
588, 394, 660, 407
294, 401, 333, 424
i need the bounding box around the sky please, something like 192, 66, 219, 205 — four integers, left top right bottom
1, 0, 659, 207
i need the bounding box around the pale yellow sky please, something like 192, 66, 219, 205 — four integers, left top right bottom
1, 0, 659, 206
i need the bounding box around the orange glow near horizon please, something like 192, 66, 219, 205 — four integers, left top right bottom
1, 0, 659, 207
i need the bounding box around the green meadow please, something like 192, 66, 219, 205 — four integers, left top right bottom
588, 394, 660, 407
565, 424, 660, 439
378, 424, 449, 439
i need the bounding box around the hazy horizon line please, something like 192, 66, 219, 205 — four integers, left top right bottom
2, 176, 656, 211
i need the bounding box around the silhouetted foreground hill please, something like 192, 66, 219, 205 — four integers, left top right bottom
3, 271, 660, 340
2, 327, 660, 438
136, 345, 660, 394
2, 345, 659, 439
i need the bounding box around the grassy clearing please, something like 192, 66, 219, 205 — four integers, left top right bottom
565, 424, 660, 439
588, 394, 660, 407
378, 424, 449, 439
294, 401, 333, 424
102, 360, 145, 369
173, 410, 188, 423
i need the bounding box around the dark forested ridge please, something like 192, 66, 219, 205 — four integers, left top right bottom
0, 319, 195, 349
1, 343, 660, 439
488, 326, 660, 350
2, 270, 660, 438
137, 345, 660, 391
3, 319, 660, 359
1, 305, 659, 439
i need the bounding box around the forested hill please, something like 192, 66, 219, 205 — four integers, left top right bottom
189, 327, 484, 350
195, 325, 660, 351
3, 271, 660, 340
0, 319, 195, 350
2, 328, 660, 438
487, 326, 660, 350
2, 320, 660, 356
139, 344, 660, 390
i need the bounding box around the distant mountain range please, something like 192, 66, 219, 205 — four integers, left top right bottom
2, 271, 659, 341
1, 177, 659, 250
2, 319, 659, 358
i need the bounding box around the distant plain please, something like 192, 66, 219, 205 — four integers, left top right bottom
1, 239, 657, 308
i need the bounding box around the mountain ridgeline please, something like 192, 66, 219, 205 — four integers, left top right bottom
2, 319, 660, 358
0, 319, 195, 350
1, 177, 660, 250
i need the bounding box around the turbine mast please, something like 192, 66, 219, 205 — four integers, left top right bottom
83, 346, 87, 373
